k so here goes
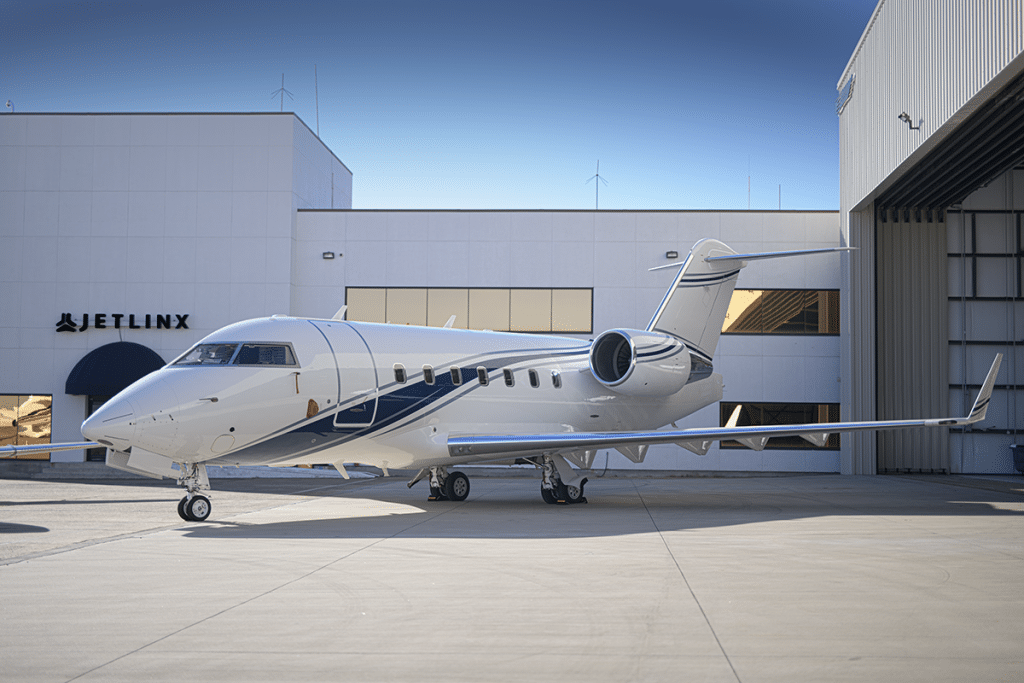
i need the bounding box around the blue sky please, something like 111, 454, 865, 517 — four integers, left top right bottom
2, 0, 878, 210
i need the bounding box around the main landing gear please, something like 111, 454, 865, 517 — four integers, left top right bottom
540, 455, 587, 505
423, 466, 471, 502
176, 462, 212, 522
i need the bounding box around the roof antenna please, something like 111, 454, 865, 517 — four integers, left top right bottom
271, 74, 293, 112
586, 160, 608, 210
4, 100, 12, 113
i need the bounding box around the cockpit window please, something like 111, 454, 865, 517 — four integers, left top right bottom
174, 342, 298, 367
175, 343, 239, 365
233, 344, 297, 366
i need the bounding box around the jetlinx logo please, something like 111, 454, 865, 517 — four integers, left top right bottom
56, 313, 190, 332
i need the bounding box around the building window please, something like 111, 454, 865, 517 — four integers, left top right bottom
0, 395, 52, 460
723, 290, 839, 335
346, 287, 593, 333
719, 402, 840, 450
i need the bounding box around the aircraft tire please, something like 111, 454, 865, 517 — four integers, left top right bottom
428, 485, 448, 501
560, 478, 587, 504
444, 472, 470, 501
185, 495, 212, 522
177, 496, 191, 521
540, 486, 558, 504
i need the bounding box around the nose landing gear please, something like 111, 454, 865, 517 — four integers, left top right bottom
177, 494, 212, 522
176, 463, 212, 521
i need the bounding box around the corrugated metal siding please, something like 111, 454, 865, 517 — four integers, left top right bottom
839, 0, 1024, 213
875, 215, 949, 472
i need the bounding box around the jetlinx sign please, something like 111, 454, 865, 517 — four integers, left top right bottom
56, 313, 190, 332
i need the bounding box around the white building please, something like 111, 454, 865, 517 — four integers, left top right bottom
0, 112, 842, 472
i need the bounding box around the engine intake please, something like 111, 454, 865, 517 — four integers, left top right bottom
589, 329, 694, 396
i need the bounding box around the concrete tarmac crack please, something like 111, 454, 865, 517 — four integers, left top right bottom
633, 480, 742, 683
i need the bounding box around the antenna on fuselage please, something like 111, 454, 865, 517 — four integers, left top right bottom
333, 305, 347, 321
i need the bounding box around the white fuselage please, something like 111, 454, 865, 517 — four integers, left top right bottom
82, 316, 723, 471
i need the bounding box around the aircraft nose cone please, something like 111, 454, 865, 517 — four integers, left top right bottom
82, 399, 135, 451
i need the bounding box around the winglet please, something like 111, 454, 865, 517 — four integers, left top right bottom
967, 354, 1002, 424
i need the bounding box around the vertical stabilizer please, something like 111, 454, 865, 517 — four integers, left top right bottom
646, 239, 741, 362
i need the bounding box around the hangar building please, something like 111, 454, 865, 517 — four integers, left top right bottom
839, 0, 1024, 474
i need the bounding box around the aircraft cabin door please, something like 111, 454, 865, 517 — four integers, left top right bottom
311, 321, 378, 427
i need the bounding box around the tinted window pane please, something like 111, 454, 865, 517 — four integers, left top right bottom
175, 344, 238, 365
723, 290, 840, 335
0, 395, 52, 460
346, 288, 386, 323
234, 344, 296, 366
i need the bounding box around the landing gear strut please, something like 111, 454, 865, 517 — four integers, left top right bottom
176, 463, 212, 521
424, 466, 470, 502
540, 455, 587, 505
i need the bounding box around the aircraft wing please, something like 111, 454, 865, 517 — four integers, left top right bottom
448, 354, 1002, 460
0, 442, 99, 457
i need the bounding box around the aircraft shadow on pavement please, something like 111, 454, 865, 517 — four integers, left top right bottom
0, 522, 49, 533
177, 477, 1024, 541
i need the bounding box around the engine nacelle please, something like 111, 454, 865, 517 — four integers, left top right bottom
589, 329, 695, 397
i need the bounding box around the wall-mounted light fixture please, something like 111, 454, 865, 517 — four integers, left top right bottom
322, 252, 335, 259
666, 250, 678, 259
897, 112, 920, 130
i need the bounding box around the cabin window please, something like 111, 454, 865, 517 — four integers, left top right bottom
503, 369, 515, 387
423, 365, 435, 385
477, 367, 489, 386
394, 364, 407, 384
450, 367, 462, 386
528, 369, 540, 388
175, 343, 239, 365
551, 370, 562, 388
233, 343, 297, 366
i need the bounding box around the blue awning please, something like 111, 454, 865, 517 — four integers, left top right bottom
65, 342, 165, 396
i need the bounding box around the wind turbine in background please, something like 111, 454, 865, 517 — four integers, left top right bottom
586, 160, 608, 210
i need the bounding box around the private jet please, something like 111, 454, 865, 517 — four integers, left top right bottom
2, 239, 1002, 521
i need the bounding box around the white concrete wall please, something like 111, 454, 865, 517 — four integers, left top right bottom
293, 209, 843, 472
0, 113, 350, 460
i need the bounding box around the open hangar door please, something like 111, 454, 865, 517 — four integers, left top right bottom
871, 69, 1024, 473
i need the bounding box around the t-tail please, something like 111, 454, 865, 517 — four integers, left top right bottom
646, 238, 743, 369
